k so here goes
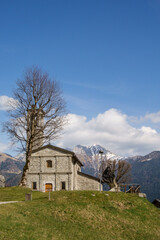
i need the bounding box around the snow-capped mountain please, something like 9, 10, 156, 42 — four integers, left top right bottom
73, 144, 122, 177
125, 151, 160, 163
73, 144, 122, 161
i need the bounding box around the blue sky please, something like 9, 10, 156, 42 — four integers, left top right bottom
1, 0, 160, 156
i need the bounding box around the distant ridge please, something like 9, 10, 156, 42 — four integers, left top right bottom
125, 151, 160, 202
0, 152, 24, 186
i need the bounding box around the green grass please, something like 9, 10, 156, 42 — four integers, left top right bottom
0, 187, 160, 240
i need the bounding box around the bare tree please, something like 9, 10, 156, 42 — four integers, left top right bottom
102, 159, 131, 189
3, 66, 66, 186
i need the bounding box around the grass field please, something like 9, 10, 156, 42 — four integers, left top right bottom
0, 187, 160, 240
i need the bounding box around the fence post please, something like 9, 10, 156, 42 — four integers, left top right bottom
25, 193, 32, 201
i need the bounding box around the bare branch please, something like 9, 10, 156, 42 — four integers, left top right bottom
102, 159, 131, 189
3, 66, 67, 186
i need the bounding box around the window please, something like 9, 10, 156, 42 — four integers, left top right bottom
47, 160, 52, 168
61, 181, 66, 190
32, 182, 37, 190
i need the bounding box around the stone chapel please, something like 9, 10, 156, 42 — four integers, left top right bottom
25, 108, 101, 192
26, 144, 101, 192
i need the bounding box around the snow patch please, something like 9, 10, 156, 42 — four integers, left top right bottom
141, 158, 152, 162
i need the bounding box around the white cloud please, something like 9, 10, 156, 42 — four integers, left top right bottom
142, 112, 160, 123
0, 95, 18, 111
56, 108, 160, 157
1, 105, 160, 157
129, 111, 160, 124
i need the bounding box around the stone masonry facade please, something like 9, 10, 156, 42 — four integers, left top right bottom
26, 145, 101, 192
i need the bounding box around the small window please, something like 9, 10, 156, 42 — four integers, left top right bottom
61, 181, 66, 190
32, 182, 37, 190
47, 160, 52, 168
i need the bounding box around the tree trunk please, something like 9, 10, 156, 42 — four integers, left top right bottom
20, 143, 32, 186
108, 177, 118, 189
20, 108, 36, 187
19, 159, 29, 186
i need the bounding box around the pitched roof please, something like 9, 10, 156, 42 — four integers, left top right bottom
32, 144, 83, 166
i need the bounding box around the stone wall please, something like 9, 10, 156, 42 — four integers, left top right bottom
27, 172, 73, 192
26, 173, 40, 190
30, 148, 73, 173
77, 172, 100, 191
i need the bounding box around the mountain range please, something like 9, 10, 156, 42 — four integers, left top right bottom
0, 152, 24, 186
0, 145, 160, 202
73, 144, 122, 177
126, 151, 160, 202
73, 145, 160, 201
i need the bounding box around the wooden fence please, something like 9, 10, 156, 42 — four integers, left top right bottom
119, 184, 140, 194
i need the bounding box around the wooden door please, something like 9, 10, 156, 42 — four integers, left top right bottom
45, 183, 52, 192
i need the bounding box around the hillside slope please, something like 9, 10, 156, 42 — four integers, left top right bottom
1, 146, 160, 202
0, 188, 160, 240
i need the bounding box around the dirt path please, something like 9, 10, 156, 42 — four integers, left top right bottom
0, 201, 20, 205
